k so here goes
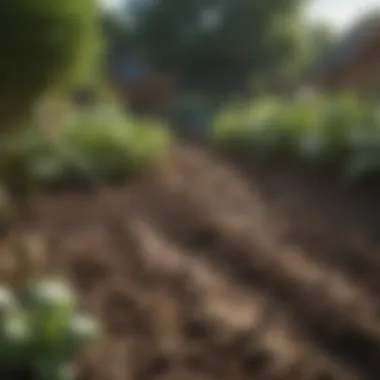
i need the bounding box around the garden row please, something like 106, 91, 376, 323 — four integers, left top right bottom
0, 104, 171, 195
211, 93, 380, 182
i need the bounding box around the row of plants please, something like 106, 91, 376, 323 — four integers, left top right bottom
0, 103, 171, 195
211, 93, 380, 182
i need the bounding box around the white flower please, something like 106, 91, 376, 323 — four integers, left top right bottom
67, 313, 101, 343
28, 278, 76, 311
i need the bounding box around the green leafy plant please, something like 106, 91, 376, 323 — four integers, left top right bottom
212, 93, 380, 182
0, 278, 101, 380
0, 105, 171, 192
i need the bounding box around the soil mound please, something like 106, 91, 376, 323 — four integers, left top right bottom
2, 144, 380, 380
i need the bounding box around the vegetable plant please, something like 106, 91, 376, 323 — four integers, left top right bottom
0, 278, 101, 380
0, 105, 171, 192
212, 93, 380, 182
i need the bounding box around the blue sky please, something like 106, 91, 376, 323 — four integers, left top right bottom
101, 0, 380, 32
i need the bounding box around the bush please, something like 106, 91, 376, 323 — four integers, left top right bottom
0, 0, 98, 130
0, 105, 171, 194
212, 93, 380, 182
0, 278, 100, 380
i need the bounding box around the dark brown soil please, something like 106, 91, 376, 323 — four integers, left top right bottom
2, 144, 380, 380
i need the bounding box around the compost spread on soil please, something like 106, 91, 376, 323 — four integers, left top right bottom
2, 144, 380, 380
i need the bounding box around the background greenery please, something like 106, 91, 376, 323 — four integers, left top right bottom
212, 93, 380, 182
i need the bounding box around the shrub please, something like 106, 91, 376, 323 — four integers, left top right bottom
0, 106, 171, 194
212, 93, 380, 182
0, 278, 100, 380
0, 0, 98, 130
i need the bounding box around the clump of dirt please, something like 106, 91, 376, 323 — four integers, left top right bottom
2, 144, 380, 380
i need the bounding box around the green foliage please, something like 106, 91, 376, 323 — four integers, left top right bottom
212, 93, 380, 182
0, 105, 171, 194
126, 0, 305, 94
0, 278, 100, 380
0, 0, 99, 130
305, 22, 337, 59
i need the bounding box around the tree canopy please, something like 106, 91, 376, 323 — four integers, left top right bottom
126, 0, 306, 95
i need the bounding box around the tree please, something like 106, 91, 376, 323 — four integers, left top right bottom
306, 22, 336, 61
101, 11, 132, 57
126, 0, 306, 95
0, 0, 99, 131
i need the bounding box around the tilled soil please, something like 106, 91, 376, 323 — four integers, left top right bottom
2, 144, 380, 380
